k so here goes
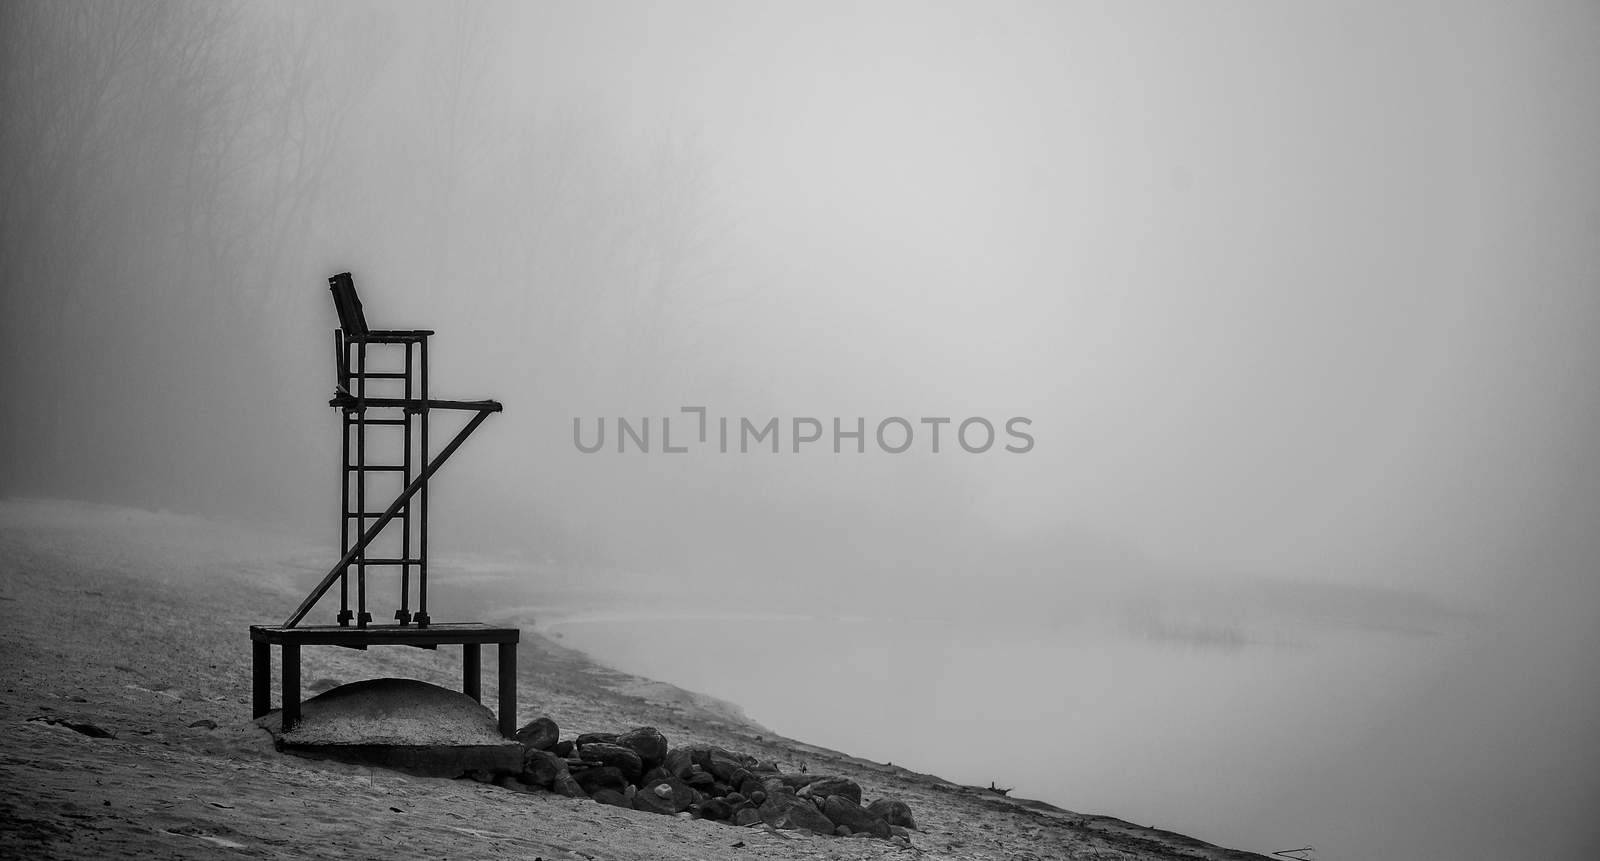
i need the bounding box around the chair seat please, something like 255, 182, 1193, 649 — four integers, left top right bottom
345, 329, 435, 343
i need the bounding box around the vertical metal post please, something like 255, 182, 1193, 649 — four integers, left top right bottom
397, 341, 413, 624
281, 643, 301, 732
252, 639, 271, 718
336, 332, 351, 626
463, 643, 481, 702
497, 642, 517, 738
416, 336, 430, 627
356, 340, 369, 627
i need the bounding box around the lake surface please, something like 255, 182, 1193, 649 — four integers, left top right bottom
539, 599, 1595, 861
545, 613, 1408, 857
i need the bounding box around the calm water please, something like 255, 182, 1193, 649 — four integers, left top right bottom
546, 615, 1417, 855
541, 606, 1594, 861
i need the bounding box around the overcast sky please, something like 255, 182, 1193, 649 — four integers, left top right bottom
3, 0, 1596, 602
472, 0, 1600, 604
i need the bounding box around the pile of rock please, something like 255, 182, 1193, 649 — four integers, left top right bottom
513, 717, 916, 841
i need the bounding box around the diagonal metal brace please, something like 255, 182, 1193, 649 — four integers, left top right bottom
285, 407, 497, 628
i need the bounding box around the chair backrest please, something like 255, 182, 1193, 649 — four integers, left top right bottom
328, 272, 369, 335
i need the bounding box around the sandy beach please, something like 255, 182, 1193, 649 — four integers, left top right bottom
0, 498, 1270, 860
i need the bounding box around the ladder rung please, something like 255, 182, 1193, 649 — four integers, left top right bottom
345, 511, 404, 518
354, 558, 423, 566
350, 372, 409, 379
347, 465, 408, 472
351, 418, 409, 426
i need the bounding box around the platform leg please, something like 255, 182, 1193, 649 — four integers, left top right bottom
497, 642, 517, 738
463, 643, 481, 702
252, 640, 271, 718
281, 643, 301, 732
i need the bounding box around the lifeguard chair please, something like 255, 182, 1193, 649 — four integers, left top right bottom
250, 273, 519, 735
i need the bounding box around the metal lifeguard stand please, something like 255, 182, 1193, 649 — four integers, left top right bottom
250, 273, 520, 734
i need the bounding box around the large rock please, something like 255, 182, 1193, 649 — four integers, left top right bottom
732, 806, 762, 827
574, 765, 629, 796
661, 744, 753, 780
759, 789, 838, 835
867, 797, 917, 830
576, 743, 643, 784
514, 716, 560, 751
521, 748, 568, 789
591, 788, 631, 808
661, 746, 699, 780
696, 797, 732, 821
551, 773, 587, 798
823, 795, 890, 838
616, 727, 668, 772
632, 777, 697, 816
575, 731, 620, 746
704, 747, 756, 783
800, 776, 862, 806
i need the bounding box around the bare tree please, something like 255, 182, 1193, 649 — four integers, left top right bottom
0, 1, 390, 517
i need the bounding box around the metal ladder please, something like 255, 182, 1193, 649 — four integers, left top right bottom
336, 323, 430, 627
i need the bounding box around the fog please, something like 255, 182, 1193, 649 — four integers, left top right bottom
3, 2, 1597, 858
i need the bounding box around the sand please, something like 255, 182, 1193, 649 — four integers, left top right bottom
0, 499, 1270, 860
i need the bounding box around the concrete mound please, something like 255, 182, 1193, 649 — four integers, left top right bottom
260, 677, 521, 777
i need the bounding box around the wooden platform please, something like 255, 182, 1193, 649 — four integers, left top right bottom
250, 623, 519, 736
